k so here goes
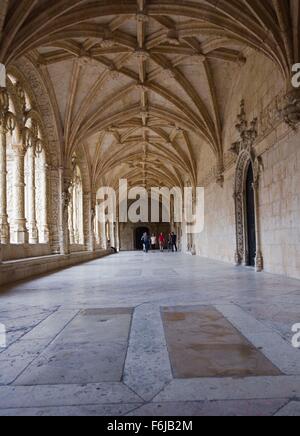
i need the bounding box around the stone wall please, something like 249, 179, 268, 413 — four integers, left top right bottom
194, 49, 300, 279
258, 130, 300, 278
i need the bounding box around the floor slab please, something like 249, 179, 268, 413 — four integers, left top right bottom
13, 308, 133, 385
161, 306, 281, 378
0, 252, 300, 416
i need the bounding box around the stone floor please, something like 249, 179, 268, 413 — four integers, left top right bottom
0, 251, 300, 416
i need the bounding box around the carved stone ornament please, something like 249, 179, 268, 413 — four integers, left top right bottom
230, 100, 258, 156
0, 87, 16, 134
280, 88, 300, 129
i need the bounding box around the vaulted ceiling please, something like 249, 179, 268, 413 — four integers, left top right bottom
0, 0, 299, 190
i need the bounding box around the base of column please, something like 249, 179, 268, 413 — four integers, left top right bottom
69, 230, 75, 245
29, 224, 39, 244
234, 251, 242, 266
13, 227, 29, 244
40, 226, 50, 244
59, 229, 70, 255
0, 219, 10, 244
256, 250, 264, 272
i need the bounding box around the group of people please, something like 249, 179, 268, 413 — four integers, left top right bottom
141, 232, 178, 253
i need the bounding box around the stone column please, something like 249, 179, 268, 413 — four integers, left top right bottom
253, 178, 263, 272
90, 192, 97, 251
59, 167, 72, 255
116, 218, 120, 251
0, 124, 9, 244
27, 146, 38, 244
12, 144, 28, 244
100, 214, 107, 250
40, 161, 50, 243
68, 188, 75, 245
109, 220, 115, 248
94, 201, 100, 245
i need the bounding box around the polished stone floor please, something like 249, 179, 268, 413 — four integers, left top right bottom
0, 251, 300, 416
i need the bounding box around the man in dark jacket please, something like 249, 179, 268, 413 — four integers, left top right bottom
171, 232, 178, 252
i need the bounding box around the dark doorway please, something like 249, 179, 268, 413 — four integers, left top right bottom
135, 227, 149, 250
245, 163, 256, 267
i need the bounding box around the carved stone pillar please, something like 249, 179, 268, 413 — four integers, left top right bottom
109, 220, 115, 248
100, 212, 107, 250
40, 161, 50, 243
82, 191, 95, 251
12, 144, 28, 244
253, 177, 263, 272
59, 167, 72, 255
27, 146, 38, 244
94, 200, 100, 245
68, 186, 75, 244
115, 219, 120, 252
0, 125, 9, 244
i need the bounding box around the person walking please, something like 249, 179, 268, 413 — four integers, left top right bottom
167, 233, 173, 252
151, 234, 157, 250
171, 232, 178, 252
158, 233, 165, 252
141, 232, 150, 253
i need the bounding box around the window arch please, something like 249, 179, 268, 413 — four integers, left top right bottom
0, 76, 49, 247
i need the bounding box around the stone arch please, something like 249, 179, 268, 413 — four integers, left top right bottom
234, 149, 263, 271
8, 61, 62, 167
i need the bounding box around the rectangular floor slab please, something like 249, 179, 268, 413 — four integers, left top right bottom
161, 306, 282, 378
13, 308, 133, 385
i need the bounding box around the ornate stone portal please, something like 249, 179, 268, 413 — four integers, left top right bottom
231, 101, 263, 272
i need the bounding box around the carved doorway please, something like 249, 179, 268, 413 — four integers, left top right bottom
231, 100, 263, 272
245, 162, 256, 267
234, 151, 263, 271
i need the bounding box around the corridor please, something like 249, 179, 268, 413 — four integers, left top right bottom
0, 252, 300, 416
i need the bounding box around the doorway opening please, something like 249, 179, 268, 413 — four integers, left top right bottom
135, 227, 150, 250
245, 163, 256, 267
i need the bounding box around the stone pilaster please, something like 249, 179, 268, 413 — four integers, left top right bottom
0, 125, 9, 244
59, 167, 72, 255
84, 191, 96, 252
12, 144, 28, 244
27, 146, 38, 244
40, 161, 50, 243
68, 187, 75, 244
100, 215, 108, 250
109, 220, 115, 248
94, 199, 100, 245
253, 177, 263, 272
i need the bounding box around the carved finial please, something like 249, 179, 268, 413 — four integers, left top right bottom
230, 100, 258, 155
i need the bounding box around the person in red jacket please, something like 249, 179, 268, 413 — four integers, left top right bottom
158, 233, 165, 252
